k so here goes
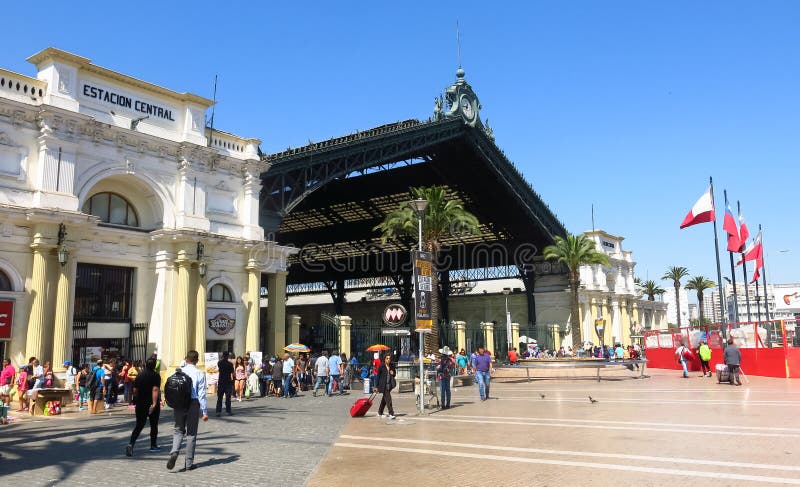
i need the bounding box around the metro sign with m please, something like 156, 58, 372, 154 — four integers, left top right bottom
383, 304, 407, 327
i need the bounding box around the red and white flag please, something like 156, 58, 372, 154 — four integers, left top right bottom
737, 209, 750, 253
680, 185, 715, 229
736, 231, 762, 266
723, 196, 739, 252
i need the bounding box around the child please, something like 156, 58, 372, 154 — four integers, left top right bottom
78, 364, 90, 410
16, 365, 29, 411
43, 369, 55, 388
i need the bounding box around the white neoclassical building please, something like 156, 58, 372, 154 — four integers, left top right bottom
574, 230, 667, 347
0, 48, 295, 370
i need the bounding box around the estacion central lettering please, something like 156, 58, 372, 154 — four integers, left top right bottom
82, 84, 176, 122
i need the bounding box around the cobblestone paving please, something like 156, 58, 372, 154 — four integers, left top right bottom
0, 390, 354, 486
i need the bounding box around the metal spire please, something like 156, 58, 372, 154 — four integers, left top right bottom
456, 20, 462, 69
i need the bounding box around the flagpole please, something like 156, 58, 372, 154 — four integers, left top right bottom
738, 201, 752, 322
755, 278, 763, 322
709, 177, 728, 329
760, 224, 771, 322
724, 190, 739, 323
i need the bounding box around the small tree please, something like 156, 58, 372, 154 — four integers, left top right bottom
543, 233, 609, 346
685, 276, 716, 325
640, 280, 666, 301
375, 186, 479, 354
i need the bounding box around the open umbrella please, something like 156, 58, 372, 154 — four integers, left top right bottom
366, 344, 390, 352
284, 343, 310, 353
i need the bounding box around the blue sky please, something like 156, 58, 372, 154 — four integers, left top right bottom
3, 1, 798, 291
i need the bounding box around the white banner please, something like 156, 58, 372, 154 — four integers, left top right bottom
204, 352, 219, 386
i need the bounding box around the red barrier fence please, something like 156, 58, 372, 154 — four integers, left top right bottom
643, 320, 798, 378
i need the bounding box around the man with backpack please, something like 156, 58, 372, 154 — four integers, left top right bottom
675, 342, 692, 379
88, 360, 105, 414
166, 350, 208, 472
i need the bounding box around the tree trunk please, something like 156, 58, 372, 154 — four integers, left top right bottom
698, 294, 705, 324
674, 283, 682, 327
569, 272, 582, 347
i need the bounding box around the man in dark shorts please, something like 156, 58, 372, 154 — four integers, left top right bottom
126, 357, 162, 456
215, 351, 234, 416
89, 360, 105, 414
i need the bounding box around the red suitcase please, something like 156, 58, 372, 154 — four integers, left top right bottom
350, 393, 377, 417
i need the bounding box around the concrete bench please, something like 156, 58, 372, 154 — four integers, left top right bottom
498, 359, 648, 382
396, 379, 414, 393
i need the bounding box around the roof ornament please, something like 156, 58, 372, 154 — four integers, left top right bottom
483, 118, 494, 140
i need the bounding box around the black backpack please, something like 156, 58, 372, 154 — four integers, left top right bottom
164, 369, 192, 409
86, 367, 98, 389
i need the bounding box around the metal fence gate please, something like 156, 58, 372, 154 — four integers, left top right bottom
129, 322, 149, 363
71, 321, 88, 365
350, 318, 410, 364
310, 313, 340, 355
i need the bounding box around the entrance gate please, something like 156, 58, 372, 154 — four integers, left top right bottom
310, 313, 340, 355
350, 318, 411, 364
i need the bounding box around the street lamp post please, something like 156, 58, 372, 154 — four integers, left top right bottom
502, 287, 512, 354
409, 198, 429, 415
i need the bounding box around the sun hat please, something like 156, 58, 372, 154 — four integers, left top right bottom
438, 346, 453, 356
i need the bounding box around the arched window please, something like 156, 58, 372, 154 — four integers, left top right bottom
208, 284, 233, 302
0, 269, 11, 291
82, 192, 139, 227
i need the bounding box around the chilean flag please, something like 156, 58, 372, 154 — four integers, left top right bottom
723, 196, 740, 252
736, 231, 762, 266
737, 209, 750, 253
680, 185, 715, 229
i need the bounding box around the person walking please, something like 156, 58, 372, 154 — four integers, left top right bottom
675, 342, 692, 378
698, 341, 712, 377
282, 352, 295, 398
76, 364, 90, 410
126, 357, 162, 456
723, 338, 742, 386
215, 351, 234, 416
167, 351, 208, 472
437, 346, 455, 409
473, 346, 493, 401
376, 354, 396, 419
313, 351, 329, 397
327, 351, 343, 396
234, 356, 246, 402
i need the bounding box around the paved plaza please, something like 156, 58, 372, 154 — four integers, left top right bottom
309, 370, 800, 487
3, 370, 800, 486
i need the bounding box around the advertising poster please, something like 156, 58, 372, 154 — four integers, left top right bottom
413, 250, 433, 333
249, 351, 263, 368
204, 352, 219, 386
206, 307, 236, 340
0, 300, 13, 339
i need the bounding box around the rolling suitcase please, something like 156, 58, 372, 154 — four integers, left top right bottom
716, 364, 730, 383
350, 392, 377, 417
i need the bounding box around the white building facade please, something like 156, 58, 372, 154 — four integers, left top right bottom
575, 230, 667, 347
0, 48, 295, 370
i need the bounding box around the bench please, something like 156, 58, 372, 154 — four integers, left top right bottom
499, 359, 648, 382
396, 379, 414, 393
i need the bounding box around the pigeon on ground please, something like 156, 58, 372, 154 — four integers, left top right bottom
589, 396, 598, 404
539, 394, 546, 399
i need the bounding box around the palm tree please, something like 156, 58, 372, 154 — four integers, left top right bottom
543, 233, 609, 346
662, 266, 689, 326
640, 280, 666, 301
685, 276, 716, 324
374, 186, 479, 354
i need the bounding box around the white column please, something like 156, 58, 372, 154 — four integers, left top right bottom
611, 299, 622, 344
